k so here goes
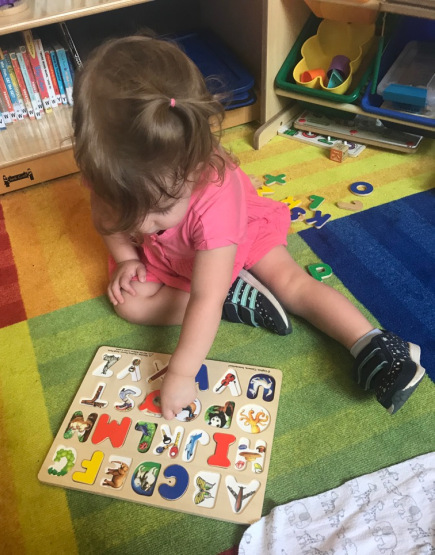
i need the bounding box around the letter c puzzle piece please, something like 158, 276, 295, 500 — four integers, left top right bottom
158, 464, 189, 501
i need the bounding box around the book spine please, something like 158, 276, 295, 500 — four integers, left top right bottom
0, 89, 10, 125
0, 48, 23, 120
58, 22, 82, 69
0, 71, 15, 121
54, 44, 73, 105
45, 50, 62, 105
34, 37, 58, 108
3, 50, 27, 116
8, 50, 35, 119
16, 46, 43, 118
22, 29, 52, 112
49, 48, 67, 104
0, 111, 5, 130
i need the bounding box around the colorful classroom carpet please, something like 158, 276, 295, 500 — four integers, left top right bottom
1, 124, 434, 555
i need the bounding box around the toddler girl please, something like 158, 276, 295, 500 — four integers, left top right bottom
73, 35, 425, 420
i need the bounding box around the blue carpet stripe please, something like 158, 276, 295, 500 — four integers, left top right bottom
299, 189, 435, 381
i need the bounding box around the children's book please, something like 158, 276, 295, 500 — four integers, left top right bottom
53, 42, 73, 105
8, 50, 35, 119
0, 47, 22, 120
46, 46, 68, 104
16, 46, 43, 118
33, 36, 58, 108
22, 29, 52, 112
0, 71, 16, 121
2, 49, 27, 117
44, 48, 63, 104
39, 346, 282, 524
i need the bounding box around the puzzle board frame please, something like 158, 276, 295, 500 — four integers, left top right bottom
38, 346, 282, 524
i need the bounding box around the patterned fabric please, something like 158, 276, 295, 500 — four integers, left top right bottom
239, 452, 435, 554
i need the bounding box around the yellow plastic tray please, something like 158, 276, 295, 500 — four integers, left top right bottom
293, 19, 375, 95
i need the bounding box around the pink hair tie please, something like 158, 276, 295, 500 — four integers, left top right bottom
170, 98, 176, 108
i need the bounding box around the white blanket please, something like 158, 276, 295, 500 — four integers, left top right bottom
239, 452, 435, 555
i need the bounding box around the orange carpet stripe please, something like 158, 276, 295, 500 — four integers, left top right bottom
2, 185, 61, 318
51, 176, 108, 301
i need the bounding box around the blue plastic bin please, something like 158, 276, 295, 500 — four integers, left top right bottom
361, 16, 435, 128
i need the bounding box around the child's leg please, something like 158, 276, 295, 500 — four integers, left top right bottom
250, 246, 425, 414
114, 281, 190, 326
250, 245, 373, 349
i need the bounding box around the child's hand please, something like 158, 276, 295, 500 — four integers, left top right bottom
160, 372, 197, 420
108, 259, 147, 305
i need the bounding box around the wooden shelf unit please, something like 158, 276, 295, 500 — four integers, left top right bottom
0, 0, 262, 194
255, 0, 435, 149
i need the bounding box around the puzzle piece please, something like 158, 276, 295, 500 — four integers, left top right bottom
350, 181, 373, 196
305, 210, 332, 229
309, 195, 325, 210
264, 173, 286, 185
337, 200, 363, 211
257, 185, 275, 197
307, 263, 333, 281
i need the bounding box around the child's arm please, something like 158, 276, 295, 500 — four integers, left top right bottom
90, 192, 147, 304
160, 244, 237, 419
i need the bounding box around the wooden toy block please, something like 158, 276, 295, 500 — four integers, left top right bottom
39, 346, 282, 525
329, 142, 349, 163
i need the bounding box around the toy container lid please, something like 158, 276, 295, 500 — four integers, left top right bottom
174, 31, 255, 97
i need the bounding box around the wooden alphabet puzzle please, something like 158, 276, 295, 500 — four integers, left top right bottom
38, 346, 282, 524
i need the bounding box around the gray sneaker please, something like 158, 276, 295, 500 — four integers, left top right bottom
222, 269, 292, 336
354, 331, 425, 414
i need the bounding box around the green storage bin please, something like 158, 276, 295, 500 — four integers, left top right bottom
275, 14, 378, 104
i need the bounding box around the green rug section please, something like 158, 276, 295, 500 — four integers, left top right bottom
29, 236, 435, 555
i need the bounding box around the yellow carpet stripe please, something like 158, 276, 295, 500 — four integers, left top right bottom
0, 370, 26, 554
0, 323, 77, 554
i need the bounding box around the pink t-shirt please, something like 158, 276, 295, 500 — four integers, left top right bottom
121, 166, 290, 292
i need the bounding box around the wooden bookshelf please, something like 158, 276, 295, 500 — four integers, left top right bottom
0, 0, 262, 194
0, 0, 154, 36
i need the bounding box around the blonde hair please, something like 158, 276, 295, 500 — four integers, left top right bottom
72, 34, 233, 234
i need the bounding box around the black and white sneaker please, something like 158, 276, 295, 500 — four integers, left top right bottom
354, 331, 425, 414
222, 269, 292, 336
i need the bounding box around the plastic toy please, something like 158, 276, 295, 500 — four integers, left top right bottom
350, 181, 373, 196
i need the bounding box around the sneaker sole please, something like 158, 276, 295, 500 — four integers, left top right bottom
239, 269, 291, 335
388, 342, 426, 414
